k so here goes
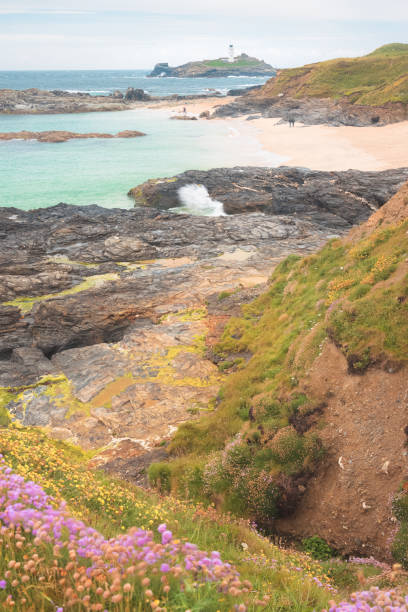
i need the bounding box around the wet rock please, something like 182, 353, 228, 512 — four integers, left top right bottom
214, 94, 408, 126
170, 115, 198, 120
0, 183, 391, 475
124, 88, 151, 101
0, 130, 145, 143
0, 88, 132, 114
129, 166, 408, 229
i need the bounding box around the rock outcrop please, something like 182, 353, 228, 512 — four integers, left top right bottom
0, 198, 337, 472
124, 88, 151, 101
128, 166, 408, 229
213, 44, 408, 125
0, 88, 132, 114
148, 54, 276, 78
0, 130, 145, 143
213, 94, 408, 126
2, 170, 406, 487
0, 87, 225, 114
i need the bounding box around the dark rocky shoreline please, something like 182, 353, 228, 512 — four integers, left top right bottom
129, 166, 408, 229
0, 87, 226, 115
0, 196, 333, 474
1, 164, 407, 477
213, 94, 408, 126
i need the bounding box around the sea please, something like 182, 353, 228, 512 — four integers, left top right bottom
0, 70, 283, 214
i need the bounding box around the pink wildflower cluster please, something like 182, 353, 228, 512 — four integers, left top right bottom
348, 556, 390, 571
0, 456, 252, 610
325, 587, 408, 611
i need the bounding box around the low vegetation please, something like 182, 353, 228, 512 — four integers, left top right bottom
1, 426, 407, 610
154, 217, 408, 529
257, 43, 408, 105
0, 425, 341, 611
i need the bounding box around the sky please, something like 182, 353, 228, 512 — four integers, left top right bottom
1, 0, 408, 70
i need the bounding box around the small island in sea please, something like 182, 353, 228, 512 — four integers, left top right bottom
148, 47, 276, 78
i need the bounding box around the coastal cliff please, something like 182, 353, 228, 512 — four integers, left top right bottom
148, 53, 276, 78
1, 167, 408, 601
215, 44, 408, 125
152, 180, 408, 560
1, 166, 407, 472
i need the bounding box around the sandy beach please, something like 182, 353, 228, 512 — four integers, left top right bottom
149, 96, 408, 171
250, 117, 408, 171
147, 95, 236, 114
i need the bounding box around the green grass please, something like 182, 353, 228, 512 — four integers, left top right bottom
156, 219, 408, 524
258, 43, 408, 105
205, 57, 267, 69
0, 425, 337, 611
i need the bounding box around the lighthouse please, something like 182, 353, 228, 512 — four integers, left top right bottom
228, 44, 235, 63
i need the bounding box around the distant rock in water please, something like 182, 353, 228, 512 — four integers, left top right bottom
148, 53, 276, 78
124, 88, 151, 101
170, 115, 198, 121
0, 130, 146, 143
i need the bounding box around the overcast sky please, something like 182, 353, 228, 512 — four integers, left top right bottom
1, 0, 408, 70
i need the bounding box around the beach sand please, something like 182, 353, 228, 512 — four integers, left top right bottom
236, 117, 408, 171
147, 96, 235, 115
145, 96, 408, 172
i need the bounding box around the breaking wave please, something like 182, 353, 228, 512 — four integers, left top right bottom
174, 184, 226, 216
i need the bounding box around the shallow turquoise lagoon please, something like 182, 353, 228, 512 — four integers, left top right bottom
0, 109, 282, 211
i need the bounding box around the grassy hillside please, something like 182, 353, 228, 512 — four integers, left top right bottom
205, 55, 271, 69
2, 425, 404, 611
1, 191, 408, 609
158, 194, 408, 527
256, 43, 408, 105
0, 425, 340, 611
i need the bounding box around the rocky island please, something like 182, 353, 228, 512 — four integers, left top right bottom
0, 130, 145, 143
148, 53, 276, 78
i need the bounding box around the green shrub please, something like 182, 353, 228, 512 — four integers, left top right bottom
392, 523, 408, 568
148, 462, 172, 493
392, 491, 408, 568
323, 560, 358, 590
302, 535, 334, 560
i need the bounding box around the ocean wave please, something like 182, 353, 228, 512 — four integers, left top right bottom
64, 89, 110, 94
174, 184, 225, 217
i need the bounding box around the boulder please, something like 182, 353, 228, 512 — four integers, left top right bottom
124, 88, 151, 101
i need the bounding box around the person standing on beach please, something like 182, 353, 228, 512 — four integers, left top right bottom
288, 115, 295, 127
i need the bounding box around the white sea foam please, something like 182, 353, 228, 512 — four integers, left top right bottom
64, 89, 110, 94
228, 127, 240, 137
174, 184, 225, 216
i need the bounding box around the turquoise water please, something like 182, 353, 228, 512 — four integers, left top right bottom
0, 109, 282, 210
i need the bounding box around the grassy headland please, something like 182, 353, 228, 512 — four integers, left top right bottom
256, 43, 408, 105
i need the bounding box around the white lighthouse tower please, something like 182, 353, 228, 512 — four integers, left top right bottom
228, 44, 235, 63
